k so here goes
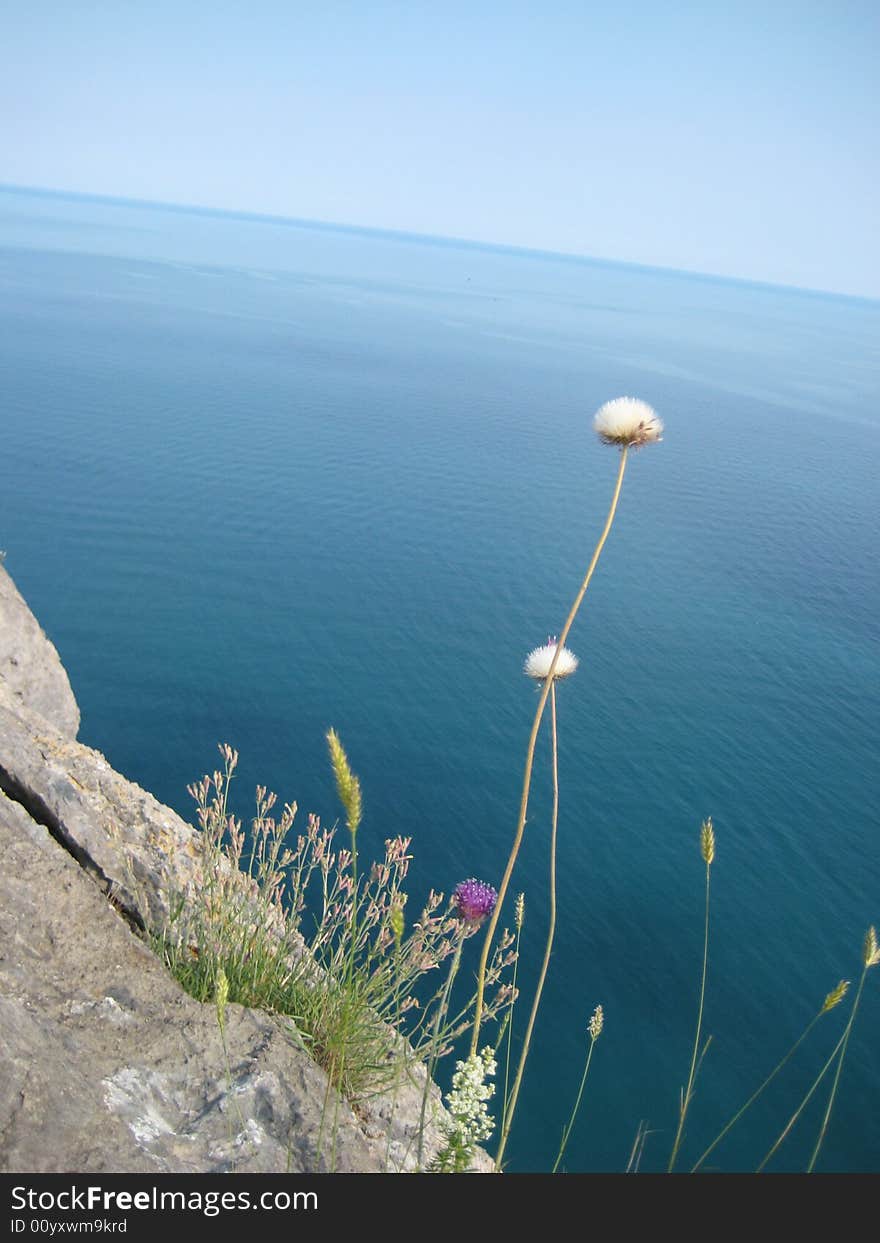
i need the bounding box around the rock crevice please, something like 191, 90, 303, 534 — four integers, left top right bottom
0, 562, 481, 1174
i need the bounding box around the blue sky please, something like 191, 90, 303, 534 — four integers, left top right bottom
2, 1, 877, 297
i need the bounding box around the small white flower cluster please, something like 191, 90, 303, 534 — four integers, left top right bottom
589, 1003, 604, 1040
444, 1046, 498, 1146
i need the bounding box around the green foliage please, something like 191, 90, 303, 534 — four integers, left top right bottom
153, 744, 515, 1114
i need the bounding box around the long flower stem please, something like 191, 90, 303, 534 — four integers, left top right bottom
346, 834, 359, 989
383, 935, 405, 1171
626, 1120, 653, 1173
495, 681, 561, 1169
499, 920, 523, 1144
333, 830, 359, 1169
806, 966, 868, 1172
690, 1011, 823, 1172
756, 1027, 848, 1172
668, 857, 712, 1171
417, 935, 464, 1168
553, 1032, 597, 1173
470, 446, 630, 1056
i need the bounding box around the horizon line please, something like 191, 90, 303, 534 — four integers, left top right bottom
1, 180, 876, 307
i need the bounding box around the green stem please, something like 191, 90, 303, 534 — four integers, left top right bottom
626, 1120, 653, 1173
346, 834, 359, 989
668, 858, 711, 1172
499, 921, 522, 1144
806, 966, 868, 1172
756, 1026, 848, 1172
495, 680, 560, 1168
552, 1034, 597, 1173
417, 935, 464, 1168
315, 1055, 336, 1170
470, 446, 630, 1056
384, 935, 405, 1171
690, 1010, 823, 1171
333, 830, 359, 1169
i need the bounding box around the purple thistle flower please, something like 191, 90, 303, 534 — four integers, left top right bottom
453, 878, 498, 925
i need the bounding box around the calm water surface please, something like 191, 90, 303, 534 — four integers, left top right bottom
1, 186, 878, 1172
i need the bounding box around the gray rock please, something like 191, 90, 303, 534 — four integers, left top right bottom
0, 702, 493, 1172
0, 563, 80, 739
0, 564, 495, 1174
0, 789, 385, 1173
0, 686, 206, 931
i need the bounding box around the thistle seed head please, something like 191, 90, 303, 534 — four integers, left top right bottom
593, 397, 663, 448
524, 639, 579, 682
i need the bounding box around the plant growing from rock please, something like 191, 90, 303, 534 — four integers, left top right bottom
430, 1046, 498, 1173
153, 741, 515, 1147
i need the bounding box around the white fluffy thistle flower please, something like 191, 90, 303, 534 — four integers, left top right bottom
524, 638, 579, 682
593, 396, 663, 447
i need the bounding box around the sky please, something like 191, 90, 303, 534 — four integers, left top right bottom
2, 1, 878, 298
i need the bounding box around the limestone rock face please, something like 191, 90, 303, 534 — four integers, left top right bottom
0, 789, 383, 1173
0, 689, 207, 932
0, 563, 80, 739
0, 563, 492, 1174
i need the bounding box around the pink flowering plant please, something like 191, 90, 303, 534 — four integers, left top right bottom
155, 742, 515, 1112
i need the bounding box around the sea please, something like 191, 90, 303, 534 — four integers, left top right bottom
1, 184, 878, 1173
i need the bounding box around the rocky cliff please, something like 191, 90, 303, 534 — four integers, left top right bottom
0, 561, 483, 1174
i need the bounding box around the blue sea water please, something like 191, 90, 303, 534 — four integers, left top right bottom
1, 185, 878, 1173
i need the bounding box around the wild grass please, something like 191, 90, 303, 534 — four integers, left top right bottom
153, 742, 515, 1124
667, 818, 715, 1171
552, 1004, 604, 1172
151, 395, 874, 1173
